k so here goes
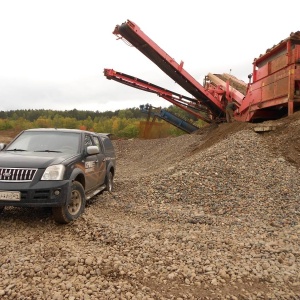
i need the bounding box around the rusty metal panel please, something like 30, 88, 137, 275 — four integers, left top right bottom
262, 82, 274, 101
263, 73, 275, 85
274, 77, 289, 98
295, 65, 300, 79
270, 54, 287, 73
274, 68, 289, 81
256, 65, 269, 80
292, 45, 300, 63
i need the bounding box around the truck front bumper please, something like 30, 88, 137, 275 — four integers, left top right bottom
0, 180, 71, 207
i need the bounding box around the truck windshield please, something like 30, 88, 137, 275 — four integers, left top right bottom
6, 131, 80, 154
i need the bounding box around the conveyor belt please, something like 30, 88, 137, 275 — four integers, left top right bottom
140, 105, 199, 134
114, 20, 224, 119
104, 68, 212, 123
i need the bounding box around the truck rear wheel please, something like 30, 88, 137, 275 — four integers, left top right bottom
52, 181, 86, 224
104, 171, 114, 192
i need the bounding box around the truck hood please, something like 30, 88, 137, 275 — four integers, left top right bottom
0, 151, 78, 168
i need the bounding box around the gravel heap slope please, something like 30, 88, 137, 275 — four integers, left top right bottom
0, 115, 300, 299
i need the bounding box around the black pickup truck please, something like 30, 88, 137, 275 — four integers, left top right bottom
0, 128, 116, 223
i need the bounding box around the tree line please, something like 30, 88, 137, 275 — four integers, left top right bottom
0, 106, 204, 139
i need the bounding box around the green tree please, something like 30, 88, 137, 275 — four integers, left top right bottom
0, 119, 13, 130
83, 116, 94, 131
34, 117, 52, 128
53, 114, 64, 128
118, 109, 134, 119
118, 123, 139, 138
63, 117, 78, 129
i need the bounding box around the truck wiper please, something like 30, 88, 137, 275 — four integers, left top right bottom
6, 149, 27, 151
34, 150, 62, 153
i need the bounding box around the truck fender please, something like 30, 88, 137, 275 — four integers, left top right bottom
106, 161, 115, 177
69, 168, 86, 188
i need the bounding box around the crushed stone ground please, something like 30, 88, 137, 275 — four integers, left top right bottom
0, 113, 300, 299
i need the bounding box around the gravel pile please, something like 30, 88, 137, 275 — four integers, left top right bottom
0, 120, 300, 299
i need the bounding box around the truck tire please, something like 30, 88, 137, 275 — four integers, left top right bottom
52, 181, 86, 224
0, 206, 4, 213
104, 171, 114, 192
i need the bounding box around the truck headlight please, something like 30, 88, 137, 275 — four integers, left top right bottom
41, 165, 65, 180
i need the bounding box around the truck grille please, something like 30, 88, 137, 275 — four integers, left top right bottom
0, 168, 37, 182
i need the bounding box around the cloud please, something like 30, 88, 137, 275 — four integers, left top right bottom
0, 0, 298, 112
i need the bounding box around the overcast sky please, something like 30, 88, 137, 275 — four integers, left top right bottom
0, 0, 298, 113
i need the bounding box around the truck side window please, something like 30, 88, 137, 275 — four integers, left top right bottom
92, 136, 104, 153
102, 136, 114, 152
84, 135, 93, 147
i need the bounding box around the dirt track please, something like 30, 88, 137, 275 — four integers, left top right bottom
0, 115, 300, 299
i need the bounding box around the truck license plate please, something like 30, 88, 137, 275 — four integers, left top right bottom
0, 191, 21, 201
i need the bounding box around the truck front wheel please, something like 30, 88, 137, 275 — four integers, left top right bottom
52, 181, 86, 224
